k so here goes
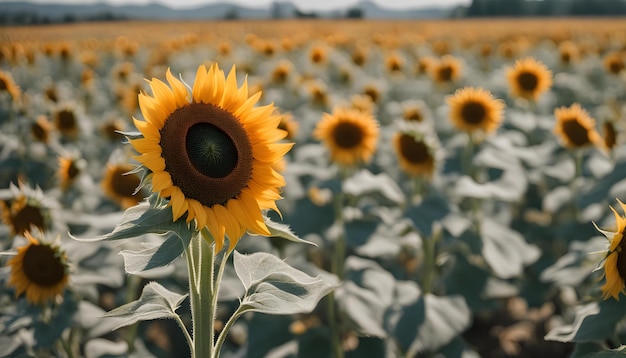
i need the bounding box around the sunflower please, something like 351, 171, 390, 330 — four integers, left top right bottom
0, 69, 21, 103
313, 107, 379, 167
271, 59, 293, 84
603, 120, 617, 150
101, 118, 125, 142
350, 94, 375, 114
603, 51, 625, 76
553, 103, 602, 149
393, 131, 437, 178
385, 52, 404, 73
594, 200, 626, 300
351, 46, 368, 67
102, 163, 145, 209
58, 155, 83, 191
1, 194, 48, 236
31, 115, 53, 143
129, 64, 292, 251
277, 112, 299, 141
430, 55, 462, 85
447, 87, 505, 135
53, 105, 80, 139
309, 45, 328, 65
506, 57, 553, 101
6, 231, 69, 305
558, 41, 579, 66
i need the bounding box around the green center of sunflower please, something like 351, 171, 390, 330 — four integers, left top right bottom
160, 102, 253, 207
13, 204, 45, 236
461, 101, 487, 125
517, 71, 538, 92
562, 119, 591, 147
333, 121, 363, 149
399, 134, 431, 164
22, 244, 66, 287
186, 123, 238, 178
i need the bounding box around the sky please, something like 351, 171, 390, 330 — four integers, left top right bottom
2, 0, 472, 11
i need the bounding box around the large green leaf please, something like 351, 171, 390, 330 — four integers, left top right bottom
342, 169, 405, 205
545, 299, 626, 343
103, 282, 187, 330
481, 218, 541, 279
71, 201, 195, 243
234, 251, 335, 315
120, 232, 191, 274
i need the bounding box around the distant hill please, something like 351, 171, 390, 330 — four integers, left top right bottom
0, 0, 457, 25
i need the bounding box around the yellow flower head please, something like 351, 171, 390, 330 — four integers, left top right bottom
313, 107, 379, 167
0, 69, 21, 103
6, 232, 69, 305
553, 103, 603, 149
506, 57, 552, 101
594, 200, 626, 300
447, 87, 505, 135
129, 64, 292, 252
1, 194, 47, 237
58, 156, 82, 191
430, 55, 462, 85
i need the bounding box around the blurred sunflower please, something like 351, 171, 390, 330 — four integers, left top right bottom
506, 57, 552, 101
447, 87, 505, 135
0, 69, 21, 103
6, 231, 69, 305
558, 41, 580, 66
129, 64, 292, 251
430, 55, 462, 85
603, 51, 625, 76
594, 200, 626, 300
351, 47, 368, 67
553, 103, 602, 149
57, 155, 84, 191
0, 184, 55, 236
309, 45, 328, 65
277, 112, 299, 141
101, 163, 145, 209
271, 59, 294, 84
385, 52, 405, 73
30, 115, 53, 144
100, 117, 125, 142
350, 94, 375, 113
313, 106, 379, 167
393, 131, 438, 178
52, 105, 80, 139
603, 120, 617, 150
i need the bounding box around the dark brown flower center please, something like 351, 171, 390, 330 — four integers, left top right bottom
159, 102, 253, 207
22, 244, 66, 287
517, 71, 539, 92
110, 167, 140, 198
404, 108, 423, 122
332, 121, 364, 149
461, 101, 487, 125
0, 78, 7, 91
31, 122, 49, 142
437, 65, 453, 82
562, 119, 591, 147
399, 134, 431, 164
604, 121, 617, 149
617, 236, 626, 284
12, 204, 45, 236
56, 109, 77, 132
363, 87, 379, 103
66, 160, 80, 180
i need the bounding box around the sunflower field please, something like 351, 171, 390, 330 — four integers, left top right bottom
1, 18, 626, 358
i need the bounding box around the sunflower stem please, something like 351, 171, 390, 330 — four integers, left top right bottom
212, 245, 233, 357
186, 230, 216, 358
571, 150, 583, 221
421, 226, 441, 294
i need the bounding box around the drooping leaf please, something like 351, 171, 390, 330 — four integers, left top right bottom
405, 193, 450, 237
545, 299, 626, 343
540, 237, 606, 287
120, 232, 192, 274
338, 256, 398, 337
264, 215, 317, 246
481, 218, 541, 279
71, 201, 195, 243
407, 294, 472, 355
103, 282, 187, 330
342, 169, 405, 205
234, 251, 335, 315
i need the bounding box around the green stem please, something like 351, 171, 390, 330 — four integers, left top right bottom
174, 313, 194, 353
186, 231, 216, 358
571, 151, 583, 221
462, 133, 476, 179
214, 304, 244, 356
124, 275, 142, 353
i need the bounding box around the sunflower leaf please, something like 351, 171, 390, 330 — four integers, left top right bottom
264, 216, 317, 246
480, 218, 541, 279
234, 251, 335, 315
342, 169, 405, 205
545, 299, 626, 343
120, 232, 192, 274
71, 201, 195, 242
103, 281, 187, 331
